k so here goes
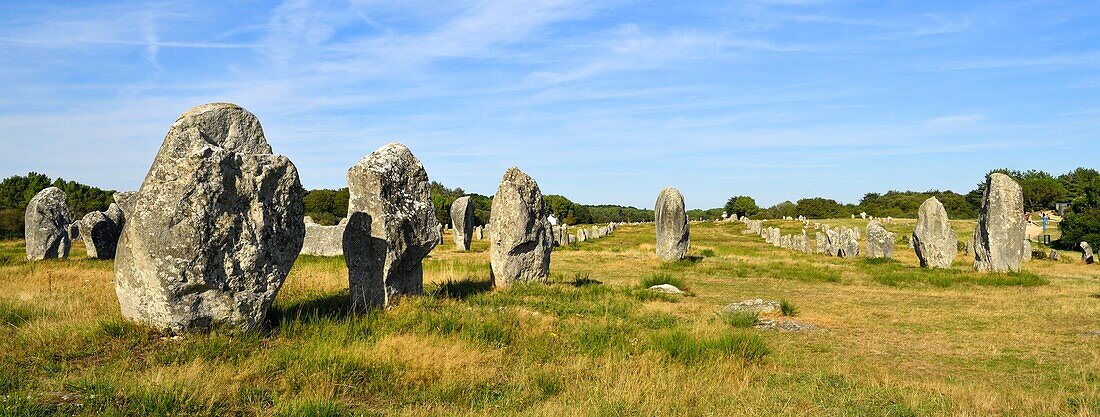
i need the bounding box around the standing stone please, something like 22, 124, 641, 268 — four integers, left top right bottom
24, 187, 71, 260
815, 232, 827, 253
866, 220, 894, 258
113, 191, 138, 217
67, 222, 81, 240
80, 204, 123, 259
1082, 242, 1095, 264
450, 196, 474, 251
114, 103, 304, 332
1022, 241, 1032, 262
489, 167, 552, 286
345, 142, 440, 308
973, 173, 1026, 272
655, 188, 689, 261
912, 197, 956, 268
300, 218, 346, 257
1049, 250, 1060, 261
474, 225, 484, 240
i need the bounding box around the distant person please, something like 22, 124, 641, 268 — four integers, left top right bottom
1042, 212, 1048, 233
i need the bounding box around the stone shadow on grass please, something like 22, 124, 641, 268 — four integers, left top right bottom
267, 290, 355, 328
428, 277, 494, 300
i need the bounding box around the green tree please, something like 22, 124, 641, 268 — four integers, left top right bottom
1020, 177, 1066, 211
765, 201, 797, 219
723, 196, 759, 219
303, 188, 349, 225
794, 197, 847, 219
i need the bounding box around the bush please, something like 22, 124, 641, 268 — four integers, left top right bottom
1059, 207, 1100, 251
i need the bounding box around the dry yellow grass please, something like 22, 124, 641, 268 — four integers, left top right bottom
0, 219, 1097, 416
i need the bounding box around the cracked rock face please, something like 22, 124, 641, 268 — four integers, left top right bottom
655, 188, 689, 261
344, 142, 439, 308
489, 167, 552, 287
114, 103, 305, 333
912, 197, 956, 268
450, 196, 473, 251
24, 187, 71, 260
973, 173, 1025, 272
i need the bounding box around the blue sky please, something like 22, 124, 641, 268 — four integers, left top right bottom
1, 1, 1097, 209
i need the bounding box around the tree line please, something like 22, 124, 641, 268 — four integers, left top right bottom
3, 167, 1097, 250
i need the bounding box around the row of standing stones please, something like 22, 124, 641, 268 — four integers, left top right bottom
738, 173, 1067, 272
19, 102, 662, 333
23, 104, 1085, 333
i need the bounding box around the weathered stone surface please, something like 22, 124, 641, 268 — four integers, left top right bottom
474, 225, 484, 240
866, 221, 894, 258
113, 191, 138, 217
655, 188, 689, 261
345, 142, 440, 308
1049, 250, 1061, 261
973, 173, 1026, 272
837, 228, 859, 258
1082, 241, 1095, 264
80, 204, 123, 259
450, 196, 473, 251
115, 103, 304, 332
815, 232, 827, 253
67, 222, 80, 240
301, 218, 346, 256
720, 299, 780, 315
648, 284, 684, 294
24, 187, 71, 260
1022, 241, 1032, 262
912, 197, 956, 268
489, 167, 552, 286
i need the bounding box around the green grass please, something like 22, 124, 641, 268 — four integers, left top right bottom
780, 299, 798, 317
649, 329, 768, 365
718, 310, 759, 328
0, 299, 37, 327
639, 272, 686, 290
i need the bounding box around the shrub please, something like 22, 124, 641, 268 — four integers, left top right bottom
700, 249, 716, 258
780, 299, 798, 317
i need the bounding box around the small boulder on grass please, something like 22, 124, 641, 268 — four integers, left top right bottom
648, 284, 685, 294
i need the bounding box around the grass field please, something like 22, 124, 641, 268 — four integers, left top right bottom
1, 219, 1098, 416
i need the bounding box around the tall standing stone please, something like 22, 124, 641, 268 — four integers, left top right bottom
972, 173, 1026, 272
489, 167, 552, 286
450, 196, 474, 251
24, 187, 71, 260
912, 197, 956, 268
655, 188, 689, 261
1082, 241, 1095, 264
345, 142, 440, 308
114, 103, 305, 332
866, 220, 894, 258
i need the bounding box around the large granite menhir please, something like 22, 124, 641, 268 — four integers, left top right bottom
114, 103, 305, 333
344, 142, 439, 308
489, 167, 552, 287
655, 188, 689, 261
300, 216, 346, 256
972, 173, 1026, 272
24, 187, 71, 260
